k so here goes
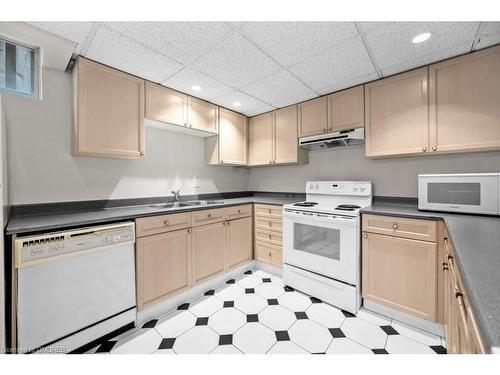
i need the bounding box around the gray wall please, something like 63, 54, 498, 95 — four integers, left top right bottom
2, 68, 249, 205
248, 145, 500, 197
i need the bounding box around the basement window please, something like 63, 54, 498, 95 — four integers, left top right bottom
0, 37, 38, 98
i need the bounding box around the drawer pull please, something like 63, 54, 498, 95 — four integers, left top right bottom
208, 213, 212, 218
268, 209, 272, 214
392, 224, 398, 230
422, 147, 427, 152
269, 234, 272, 239
238, 209, 241, 214
269, 223, 272, 227
363, 233, 368, 239
164, 220, 169, 226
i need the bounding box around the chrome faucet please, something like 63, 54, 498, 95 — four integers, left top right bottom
171, 189, 181, 202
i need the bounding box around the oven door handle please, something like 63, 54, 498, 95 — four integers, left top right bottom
283, 211, 358, 226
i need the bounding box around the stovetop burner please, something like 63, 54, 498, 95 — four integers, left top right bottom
335, 204, 361, 211
293, 201, 318, 207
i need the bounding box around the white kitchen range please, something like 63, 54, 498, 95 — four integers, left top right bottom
283, 181, 372, 313
2, 8, 500, 372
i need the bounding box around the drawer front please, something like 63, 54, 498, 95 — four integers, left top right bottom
255, 241, 282, 268
362, 214, 437, 242
192, 208, 225, 226
225, 204, 252, 220
254, 204, 283, 219
255, 228, 283, 246
254, 216, 283, 233
136, 212, 192, 237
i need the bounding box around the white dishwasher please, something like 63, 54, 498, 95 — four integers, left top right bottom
14, 222, 137, 353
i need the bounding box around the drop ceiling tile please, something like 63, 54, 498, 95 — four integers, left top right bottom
28, 21, 93, 54
240, 22, 358, 67
241, 70, 317, 108
475, 22, 500, 50
163, 67, 234, 101
212, 90, 274, 117
359, 22, 479, 76
288, 35, 378, 95
85, 25, 182, 83
106, 22, 232, 65
190, 32, 282, 88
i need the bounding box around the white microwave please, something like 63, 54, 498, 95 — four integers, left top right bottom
418, 173, 500, 215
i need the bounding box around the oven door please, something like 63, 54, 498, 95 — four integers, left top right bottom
418, 174, 499, 215
283, 210, 359, 285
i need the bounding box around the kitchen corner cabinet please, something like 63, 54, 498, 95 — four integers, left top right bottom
362, 214, 438, 321
249, 105, 308, 166
429, 45, 500, 154
72, 57, 145, 159
206, 108, 247, 166
136, 229, 192, 310
327, 85, 365, 132
298, 97, 328, 137
364, 67, 429, 158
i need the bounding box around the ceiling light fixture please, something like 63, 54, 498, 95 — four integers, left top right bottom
233, 102, 242, 107
412, 32, 431, 44
191, 85, 201, 91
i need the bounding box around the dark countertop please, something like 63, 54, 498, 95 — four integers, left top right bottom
6, 195, 302, 235
362, 202, 500, 352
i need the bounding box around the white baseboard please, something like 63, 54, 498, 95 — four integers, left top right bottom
363, 299, 445, 337
253, 261, 282, 277
136, 260, 255, 326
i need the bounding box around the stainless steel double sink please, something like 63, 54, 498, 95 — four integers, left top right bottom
149, 200, 224, 209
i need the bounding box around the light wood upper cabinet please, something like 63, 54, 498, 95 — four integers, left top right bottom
206, 108, 247, 165
73, 57, 145, 159
365, 67, 429, 158
274, 105, 304, 164
136, 229, 191, 310
191, 222, 225, 284
429, 45, 500, 154
249, 112, 274, 166
145, 81, 187, 127
362, 232, 437, 321
298, 96, 328, 137
226, 217, 253, 270
187, 96, 218, 134
328, 85, 364, 132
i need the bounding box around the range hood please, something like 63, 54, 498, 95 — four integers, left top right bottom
299, 128, 365, 150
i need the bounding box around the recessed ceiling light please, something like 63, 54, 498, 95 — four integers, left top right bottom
191, 85, 201, 91
233, 102, 242, 107
412, 32, 431, 44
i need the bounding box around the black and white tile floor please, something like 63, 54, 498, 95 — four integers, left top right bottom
87, 269, 447, 354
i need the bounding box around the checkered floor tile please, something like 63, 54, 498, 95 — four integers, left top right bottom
87, 269, 447, 354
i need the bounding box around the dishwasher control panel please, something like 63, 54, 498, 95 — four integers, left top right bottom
14, 222, 135, 267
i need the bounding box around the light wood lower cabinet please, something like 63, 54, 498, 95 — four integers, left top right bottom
443, 231, 485, 354
135, 204, 253, 310
136, 229, 192, 310
253, 204, 283, 268
191, 222, 225, 284
362, 232, 437, 321
226, 217, 253, 269
73, 57, 145, 159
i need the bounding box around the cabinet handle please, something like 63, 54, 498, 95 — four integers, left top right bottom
432, 146, 437, 151
269, 161, 272, 164
422, 147, 427, 152
140, 152, 145, 156
322, 128, 327, 133
392, 224, 398, 230
238, 209, 241, 214
269, 222, 272, 227
184, 122, 188, 127
268, 209, 272, 214
189, 124, 192, 128
187, 229, 191, 233
164, 220, 169, 226
228, 222, 231, 226
363, 233, 368, 239
456, 292, 471, 349
208, 214, 212, 218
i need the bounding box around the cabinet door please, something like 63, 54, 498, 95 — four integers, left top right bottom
226, 217, 252, 270
429, 45, 500, 154
191, 222, 225, 284
187, 96, 218, 134
365, 67, 429, 158
274, 105, 299, 164
362, 232, 437, 321
298, 97, 327, 137
136, 229, 191, 310
73, 57, 145, 159
249, 112, 273, 166
145, 82, 187, 127
218, 108, 247, 165
328, 85, 364, 132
